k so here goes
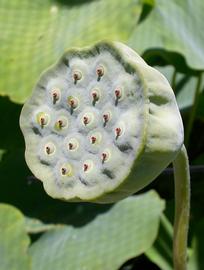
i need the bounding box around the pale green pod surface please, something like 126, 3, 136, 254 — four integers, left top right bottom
20, 41, 184, 203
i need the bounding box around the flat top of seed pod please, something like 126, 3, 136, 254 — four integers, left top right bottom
20, 41, 148, 202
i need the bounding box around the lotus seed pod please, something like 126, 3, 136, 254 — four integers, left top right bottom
20, 41, 184, 203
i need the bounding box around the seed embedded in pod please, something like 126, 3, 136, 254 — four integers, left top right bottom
114, 88, 123, 105
115, 89, 122, 98
51, 88, 61, 104
91, 89, 100, 105
44, 142, 56, 155
36, 112, 50, 128
72, 70, 82, 84
82, 112, 94, 126
67, 96, 79, 110
55, 116, 68, 130
89, 132, 102, 145
96, 65, 104, 81
83, 116, 88, 125
60, 163, 73, 177
83, 160, 93, 173
101, 149, 111, 163
115, 127, 122, 139
83, 164, 88, 172
102, 111, 111, 126
67, 138, 79, 151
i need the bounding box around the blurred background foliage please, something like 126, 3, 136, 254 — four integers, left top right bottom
0, 0, 204, 269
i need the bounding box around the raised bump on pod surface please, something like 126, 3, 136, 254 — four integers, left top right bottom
60, 163, 73, 177
77, 108, 99, 131
54, 116, 68, 130
78, 155, 104, 186
67, 96, 79, 110
63, 133, 85, 160
38, 136, 59, 165
85, 128, 108, 154
69, 58, 89, 86
44, 142, 56, 155
114, 109, 142, 153
87, 82, 108, 109
72, 70, 82, 84
46, 78, 68, 108
89, 132, 102, 145
36, 112, 50, 128
112, 73, 141, 109
101, 145, 126, 177
83, 160, 93, 173
67, 138, 79, 151
101, 148, 111, 163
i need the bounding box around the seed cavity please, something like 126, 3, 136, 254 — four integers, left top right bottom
101, 149, 111, 163
73, 70, 82, 84
96, 65, 104, 81
115, 127, 122, 139
69, 143, 73, 149
60, 163, 73, 177
61, 168, 67, 175
40, 118, 45, 126
44, 142, 56, 155
67, 96, 79, 113
67, 138, 79, 151
82, 112, 94, 126
51, 88, 61, 104
103, 111, 111, 126
83, 163, 88, 172
55, 116, 68, 130
89, 132, 102, 145
91, 136, 96, 144
83, 116, 88, 125
37, 112, 50, 128
83, 160, 93, 173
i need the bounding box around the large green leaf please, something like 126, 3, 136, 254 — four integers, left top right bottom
0, 0, 142, 103
129, 0, 204, 71
29, 191, 164, 270
0, 204, 31, 270
25, 217, 62, 234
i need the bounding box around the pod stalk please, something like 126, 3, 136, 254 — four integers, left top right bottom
173, 145, 190, 270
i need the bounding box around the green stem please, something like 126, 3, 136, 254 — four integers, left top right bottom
173, 145, 190, 270
185, 73, 202, 148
